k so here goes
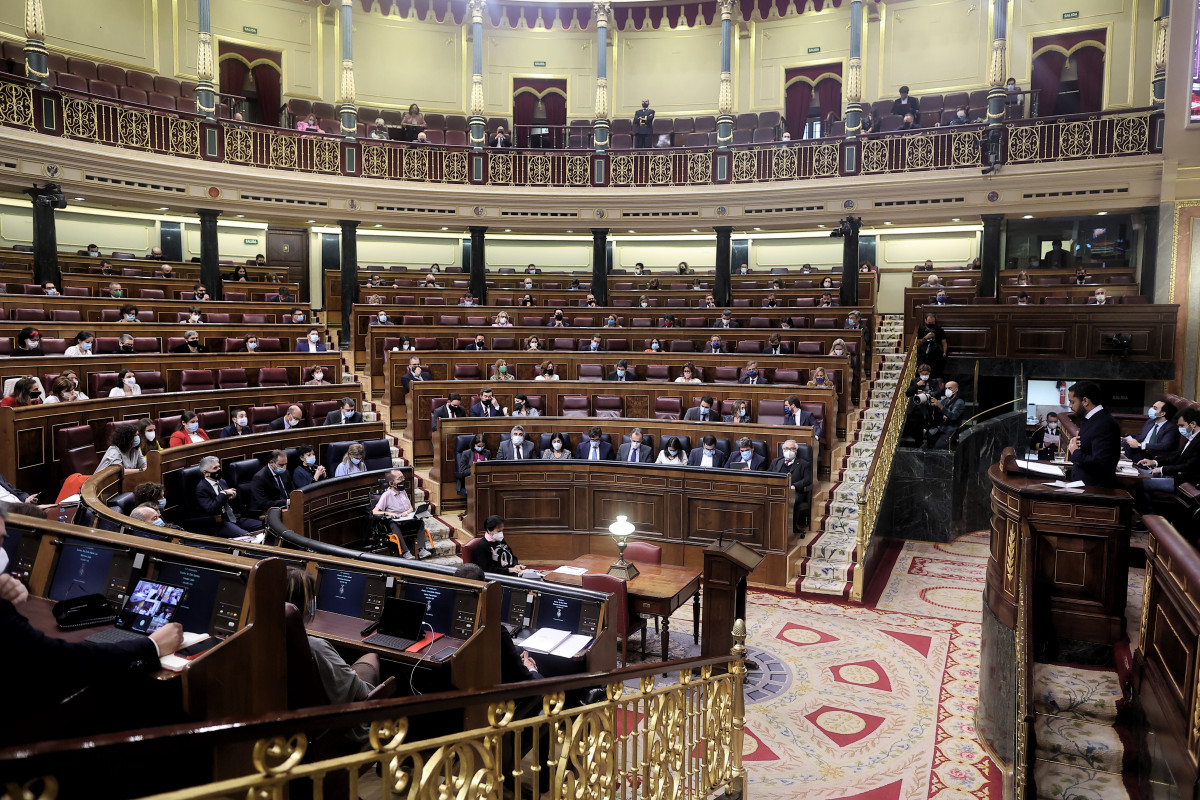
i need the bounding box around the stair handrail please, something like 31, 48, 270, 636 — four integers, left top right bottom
851, 335, 918, 601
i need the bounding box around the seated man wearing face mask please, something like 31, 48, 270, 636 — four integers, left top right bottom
770, 438, 813, 526
923, 381, 966, 449
738, 362, 768, 385
1089, 288, 1111, 305
581, 335, 605, 353
130, 503, 183, 530
372, 469, 426, 559
1029, 412, 1064, 461
726, 438, 766, 471
687, 436, 726, 469
171, 330, 208, 354
683, 395, 719, 423
250, 450, 294, 514
471, 515, 533, 576
1135, 409, 1200, 523
1123, 400, 1180, 462
606, 359, 640, 381
194, 455, 263, 537
547, 310, 569, 328
496, 425, 538, 460
292, 445, 327, 488
297, 328, 327, 352
221, 409, 254, 438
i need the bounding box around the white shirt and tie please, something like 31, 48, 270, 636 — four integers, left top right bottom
589, 443, 600, 460
513, 442, 523, 460
1142, 420, 1166, 448
701, 450, 715, 467
628, 445, 641, 463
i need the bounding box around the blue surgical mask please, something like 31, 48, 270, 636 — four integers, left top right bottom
132, 435, 141, 448
704, 447, 714, 454
294, 313, 304, 322
747, 370, 757, 377
187, 422, 199, 433
741, 450, 752, 461
651, 343, 660, 351
81, 342, 92, 351
305, 455, 316, 465
158, 497, 167, 508
247, 341, 258, 350
152, 518, 165, 527
617, 369, 626, 376
125, 314, 137, 322
1181, 426, 1193, 439
350, 457, 361, 465
668, 448, 677, 455
378, 314, 387, 323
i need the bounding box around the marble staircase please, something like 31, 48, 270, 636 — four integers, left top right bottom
793, 314, 906, 598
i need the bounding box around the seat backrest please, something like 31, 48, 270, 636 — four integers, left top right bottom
592, 396, 623, 418
50, 309, 81, 322
308, 399, 340, 426
581, 574, 629, 637
56, 425, 99, 476
257, 367, 289, 387
217, 368, 248, 389
736, 340, 762, 353
669, 339, 694, 352
795, 341, 822, 354
134, 371, 165, 394
757, 400, 787, 425
14, 308, 46, 321
653, 397, 682, 419
363, 439, 393, 471
461, 537, 482, 565
645, 365, 671, 382
713, 366, 739, 382
249, 406, 277, 433
560, 396, 590, 416
197, 409, 228, 437
325, 441, 354, 469
180, 369, 214, 391
624, 542, 662, 564
452, 364, 481, 380
578, 364, 604, 380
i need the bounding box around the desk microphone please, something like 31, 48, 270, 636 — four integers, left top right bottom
360, 619, 382, 637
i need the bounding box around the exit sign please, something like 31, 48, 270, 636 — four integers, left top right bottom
243, 25, 258, 34
1062, 11, 1079, 19
533, 61, 546, 67
807, 46, 821, 54
243, 238, 258, 245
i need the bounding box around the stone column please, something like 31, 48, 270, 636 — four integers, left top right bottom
980, 214, 1004, 299
23, 0, 48, 87
844, 0, 864, 139
592, 2, 611, 151
195, 0, 216, 119
838, 217, 861, 306
22, 184, 63, 285
468, 0, 487, 151
196, 209, 223, 301
338, 0, 358, 138
591, 229, 609, 304
715, 0, 735, 149
985, 0, 1009, 132
714, 226, 733, 307
1152, 0, 1170, 108
469, 226, 488, 302
339, 220, 359, 347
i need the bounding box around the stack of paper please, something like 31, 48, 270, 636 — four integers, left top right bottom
551, 566, 588, 576
1015, 459, 1066, 478
520, 627, 593, 657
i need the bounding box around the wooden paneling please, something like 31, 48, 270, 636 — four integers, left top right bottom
468, 461, 793, 585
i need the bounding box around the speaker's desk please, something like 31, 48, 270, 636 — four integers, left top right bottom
545, 554, 701, 662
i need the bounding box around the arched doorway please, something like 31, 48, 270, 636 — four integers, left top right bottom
217, 43, 283, 125
512, 79, 567, 148
1031, 31, 1106, 116
784, 64, 842, 138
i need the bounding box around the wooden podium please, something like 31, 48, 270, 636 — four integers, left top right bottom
701, 540, 765, 658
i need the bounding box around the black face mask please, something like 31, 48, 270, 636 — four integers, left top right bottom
120, 344, 135, 352
187, 340, 199, 347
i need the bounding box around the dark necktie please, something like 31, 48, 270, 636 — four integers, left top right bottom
514, 444, 522, 460
276, 474, 286, 496
1147, 423, 1159, 446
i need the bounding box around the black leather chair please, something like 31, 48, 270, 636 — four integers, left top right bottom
363, 439, 392, 471
175, 465, 220, 533
226, 457, 265, 515
537, 432, 573, 453
664, 434, 693, 454
326, 441, 353, 469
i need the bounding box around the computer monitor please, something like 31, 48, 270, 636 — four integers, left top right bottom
316, 568, 386, 620
118, 579, 186, 634
47, 538, 136, 604
500, 585, 532, 628
155, 561, 246, 637
404, 582, 458, 633
534, 593, 584, 633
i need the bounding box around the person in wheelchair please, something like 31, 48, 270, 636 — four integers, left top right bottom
370, 470, 429, 560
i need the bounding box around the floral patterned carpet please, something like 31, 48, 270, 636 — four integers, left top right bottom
634, 532, 999, 800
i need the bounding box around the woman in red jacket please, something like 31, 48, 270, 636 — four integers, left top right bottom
167, 411, 210, 448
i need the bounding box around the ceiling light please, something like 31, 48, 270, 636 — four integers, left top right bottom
951, 218, 960, 222
883, 221, 893, 225
440, 227, 449, 231
157, 206, 169, 211
691, 228, 698, 232
235, 214, 245, 218
818, 224, 826, 228
753, 227, 761, 231
628, 229, 636, 233
374, 223, 383, 228
73, 197, 85, 201
1097, 211, 1108, 215
306, 219, 316, 223
1023, 214, 1033, 219
504, 228, 512, 232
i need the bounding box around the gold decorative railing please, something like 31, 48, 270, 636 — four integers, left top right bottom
0, 72, 1161, 187
851, 339, 917, 602
1, 627, 748, 800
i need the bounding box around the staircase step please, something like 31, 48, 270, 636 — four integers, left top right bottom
1033, 664, 1123, 725
1033, 761, 1130, 800
1034, 715, 1129, 774
796, 575, 851, 598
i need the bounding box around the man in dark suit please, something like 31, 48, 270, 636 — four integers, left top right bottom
770, 438, 812, 526
250, 450, 294, 512
488, 126, 513, 148
496, 425, 538, 461
765, 335, 789, 356
0, 472, 36, 504
433, 393, 467, 431
193, 455, 263, 537
323, 398, 363, 426
606, 359, 639, 382
738, 361, 769, 385
1066, 380, 1121, 487
464, 334, 489, 351
703, 335, 726, 355
581, 335, 605, 353
725, 438, 766, 471
1136, 408, 1200, 516
1123, 399, 1179, 461
401, 357, 428, 391
683, 395, 719, 423
575, 426, 613, 460
890, 85, 919, 117
923, 380, 966, 449
470, 387, 505, 418
713, 310, 740, 329
783, 395, 823, 440
268, 405, 306, 431
686, 436, 726, 469
615, 429, 652, 464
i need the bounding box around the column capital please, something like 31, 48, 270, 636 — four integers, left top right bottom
468, 225, 489, 235
719, 0, 736, 22
468, 0, 486, 25
980, 213, 1005, 223
195, 208, 222, 221
592, 1, 611, 25
338, 219, 361, 232
590, 227, 609, 236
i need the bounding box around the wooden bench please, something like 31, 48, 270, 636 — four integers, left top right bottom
0, 295, 313, 324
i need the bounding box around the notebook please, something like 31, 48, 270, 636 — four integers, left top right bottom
85, 578, 187, 645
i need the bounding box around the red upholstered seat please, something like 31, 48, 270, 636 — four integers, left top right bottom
653, 397, 682, 419
592, 396, 623, 418
134, 371, 164, 394
197, 410, 227, 437
180, 369, 215, 392
248, 406, 277, 433
645, 365, 671, 382
56, 425, 99, 477
308, 400, 340, 426
560, 396, 590, 416
577, 364, 604, 381
241, 314, 267, 324
669, 340, 694, 352
50, 310, 82, 322
14, 308, 46, 321
736, 340, 762, 353
452, 364, 481, 380
624, 542, 662, 564
224, 291, 247, 302
118, 86, 147, 105
136, 288, 164, 299
756, 400, 787, 425
217, 368, 248, 389
581, 573, 645, 667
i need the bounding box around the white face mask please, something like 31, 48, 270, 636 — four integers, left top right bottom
0, 548, 8, 574
1047, 423, 1057, 431
919, 374, 930, 381
944, 389, 953, 398
145, 431, 155, 442
308, 334, 319, 343
783, 449, 796, 460
236, 416, 248, 426
491, 531, 504, 542
124, 376, 137, 386
552, 441, 562, 450
312, 373, 324, 382
511, 435, 524, 444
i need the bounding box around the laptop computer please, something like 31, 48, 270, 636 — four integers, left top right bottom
85, 578, 187, 645
364, 596, 442, 652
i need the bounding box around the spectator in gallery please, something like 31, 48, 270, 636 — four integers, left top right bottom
296, 113, 319, 132
369, 118, 388, 140
891, 85, 919, 117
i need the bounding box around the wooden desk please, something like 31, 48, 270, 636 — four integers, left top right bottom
309, 610, 463, 663
545, 553, 701, 662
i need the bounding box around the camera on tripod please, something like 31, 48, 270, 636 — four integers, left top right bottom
829, 216, 861, 238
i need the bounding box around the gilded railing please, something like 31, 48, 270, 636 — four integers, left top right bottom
860, 125, 985, 174
2, 629, 748, 800
0, 72, 1161, 187
1004, 109, 1152, 164
851, 339, 917, 602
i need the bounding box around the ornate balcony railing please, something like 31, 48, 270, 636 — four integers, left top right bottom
1, 636, 748, 800
0, 73, 1163, 189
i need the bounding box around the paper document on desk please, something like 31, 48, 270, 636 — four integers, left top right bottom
1044, 480, 1086, 489
159, 632, 213, 673
551, 566, 588, 576
1016, 459, 1066, 477
521, 627, 572, 654
550, 634, 593, 658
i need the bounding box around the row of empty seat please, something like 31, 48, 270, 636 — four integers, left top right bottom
47, 365, 331, 399
1, 336, 309, 355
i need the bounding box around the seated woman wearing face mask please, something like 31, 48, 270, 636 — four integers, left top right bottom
292, 444, 327, 488
542, 432, 570, 459
335, 443, 368, 477
1, 378, 42, 408
656, 436, 687, 465
221, 408, 253, 438
168, 411, 210, 448
109, 369, 142, 397
471, 515, 535, 577
96, 425, 146, 473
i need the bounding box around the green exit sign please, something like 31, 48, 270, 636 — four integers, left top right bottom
807, 46, 821, 54
533, 61, 546, 67
1062, 11, 1079, 19
243, 238, 258, 245
243, 25, 258, 34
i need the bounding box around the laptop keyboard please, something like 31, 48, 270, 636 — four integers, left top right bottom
367, 633, 420, 651
86, 628, 143, 644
